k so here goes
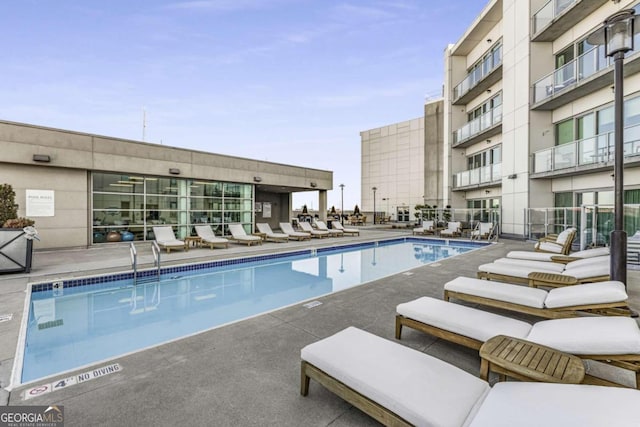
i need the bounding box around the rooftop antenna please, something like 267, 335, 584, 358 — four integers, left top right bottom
142, 107, 146, 142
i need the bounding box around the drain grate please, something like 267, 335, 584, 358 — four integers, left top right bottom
38, 319, 64, 330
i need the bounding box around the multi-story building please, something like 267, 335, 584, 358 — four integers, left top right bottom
360, 99, 443, 222
444, 0, 640, 240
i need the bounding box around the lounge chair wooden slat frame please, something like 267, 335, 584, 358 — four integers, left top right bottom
476, 270, 609, 287
301, 361, 412, 427
535, 229, 576, 255
443, 289, 633, 319
396, 314, 640, 389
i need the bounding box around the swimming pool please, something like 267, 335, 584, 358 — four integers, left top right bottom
17, 238, 486, 384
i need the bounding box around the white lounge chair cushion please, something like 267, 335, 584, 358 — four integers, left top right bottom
562, 255, 609, 270
301, 326, 490, 427
445, 277, 548, 308
397, 297, 532, 342
493, 258, 566, 272
480, 258, 609, 280
468, 382, 640, 427
543, 281, 627, 308
507, 247, 610, 261
526, 317, 640, 355
560, 263, 609, 279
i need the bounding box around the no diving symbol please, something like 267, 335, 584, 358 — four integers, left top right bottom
28, 384, 50, 396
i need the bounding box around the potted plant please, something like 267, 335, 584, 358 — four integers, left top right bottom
0, 183, 37, 273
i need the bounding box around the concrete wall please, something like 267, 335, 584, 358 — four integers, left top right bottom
360, 115, 426, 220
424, 100, 445, 206
0, 120, 333, 248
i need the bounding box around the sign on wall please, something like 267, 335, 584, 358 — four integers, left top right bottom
262, 202, 271, 218
26, 189, 55, 217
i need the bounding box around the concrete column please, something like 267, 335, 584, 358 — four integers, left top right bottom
319, 190, 328, 222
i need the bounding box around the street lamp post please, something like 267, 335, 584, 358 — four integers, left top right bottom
588, 9, 636, 286
372, 187, 377, 225
339, 184, 345, 225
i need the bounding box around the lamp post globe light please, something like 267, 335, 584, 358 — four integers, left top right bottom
587, 9, 636, 286
339, 183, 345, 225
372, 187, 377, 225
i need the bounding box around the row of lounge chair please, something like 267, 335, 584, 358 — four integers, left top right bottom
413, 220, 495, 240
152, 221, 360, 253
300, 242, 640, 426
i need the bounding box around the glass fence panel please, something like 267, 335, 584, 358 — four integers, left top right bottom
534, 149, 553, 173
492, 163, 501, 181
553, 143, 576, 170
533, 0, 553, 33
533, 74, 554, 103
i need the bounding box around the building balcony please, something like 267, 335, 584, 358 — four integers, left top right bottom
531, 44, 640, 111
452, 46, 502, 105
452, 105, 502, 148
452, 163, 502, 191
531, 125, 640, 178
532, 0, 607, 42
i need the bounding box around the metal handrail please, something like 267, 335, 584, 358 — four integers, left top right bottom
130, 242, 138, 286
152, 240, 161, 280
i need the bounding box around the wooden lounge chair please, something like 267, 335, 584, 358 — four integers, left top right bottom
471, 222, 493, 240
443, 276, 632, 319
440, 221, 462, 237
256, 223, 288, 243
227, 224, 262, 246
413, 220, 434, 235
194, 225, 229, 249
506, 246, 609, 262
301, 327, 640, 427
331, 221, 359, 236
313, 220, 343, 237
279, 222, 311, 241
395, 296, 640, 388
299, 221, 329, 238
477, 255, 610, 286
534, 227, 576, 255
152, 226, 186, 253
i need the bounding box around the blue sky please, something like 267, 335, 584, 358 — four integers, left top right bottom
4, 0, 486, 211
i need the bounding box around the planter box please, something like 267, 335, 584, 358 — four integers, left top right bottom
0, 228, 33, 273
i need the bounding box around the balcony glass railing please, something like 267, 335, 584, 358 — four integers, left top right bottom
532, 123, 640, 173
533, 0, 577, 34
453, 105, 502, 145
453, 46, 502, 102
532, 46, 610, 103
453, 163, 502, 188
533, 32, 640, 104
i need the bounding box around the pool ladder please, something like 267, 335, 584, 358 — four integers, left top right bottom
130, 242, 162, 286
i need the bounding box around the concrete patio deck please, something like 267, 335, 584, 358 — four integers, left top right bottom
0, 228, 638, 426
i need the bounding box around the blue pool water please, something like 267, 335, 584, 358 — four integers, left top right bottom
21, 238, 483, 383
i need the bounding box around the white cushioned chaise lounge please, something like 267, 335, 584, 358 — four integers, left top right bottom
443, 276, 631, 318
507, 246, 609, 262
396, 296, 640, 388
477, 255, 610, 286
301, 327, 640, 427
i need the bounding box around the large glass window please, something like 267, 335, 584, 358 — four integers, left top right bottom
91, 173, 253, 244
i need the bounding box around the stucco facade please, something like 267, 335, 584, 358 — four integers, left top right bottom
0, 120, 332, 249
360, 99, 444, 222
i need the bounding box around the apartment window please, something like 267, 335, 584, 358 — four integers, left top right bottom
555, 119, 574, 145
467, 146, 501, 170
467, 93, 501, 121
468, 42, 502, 86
